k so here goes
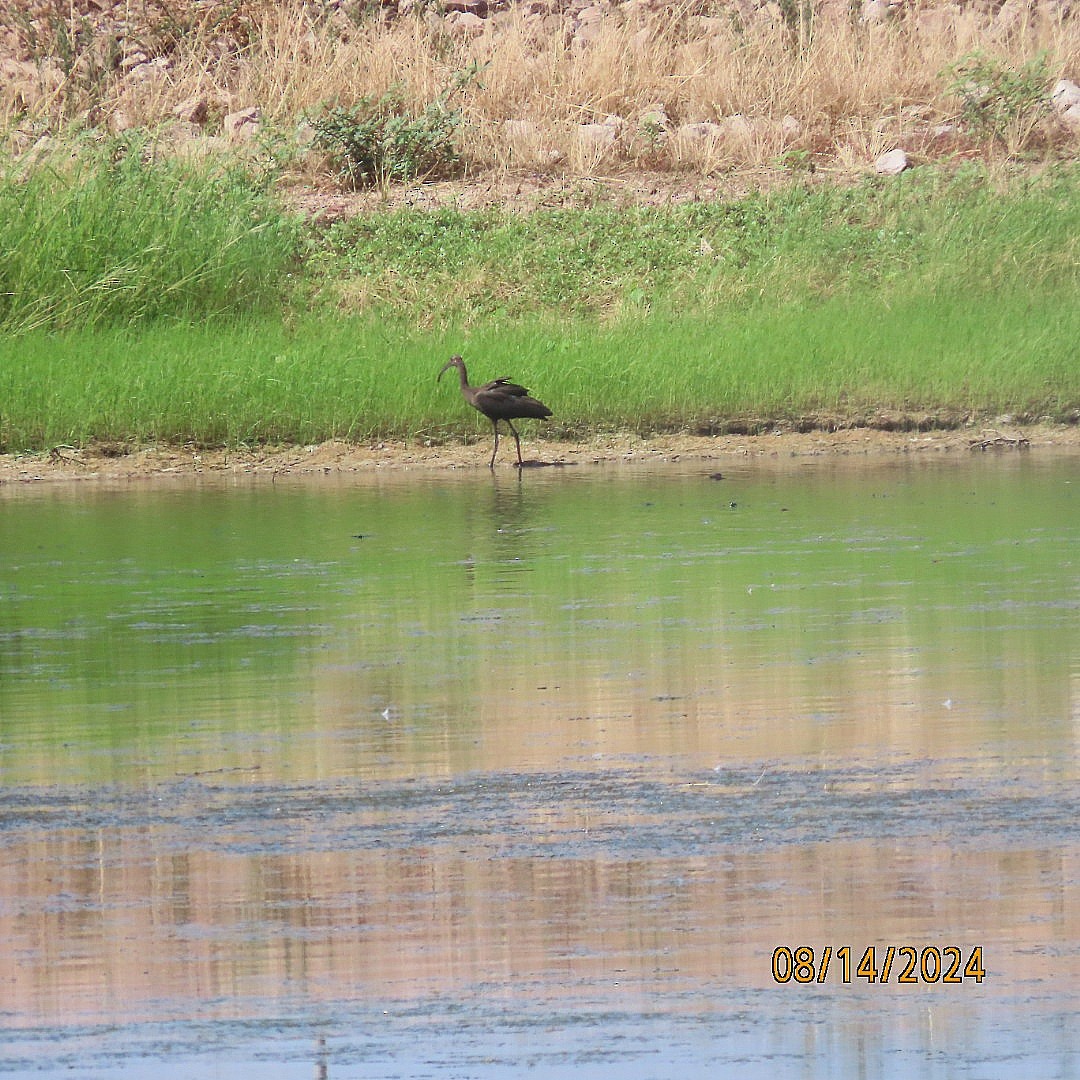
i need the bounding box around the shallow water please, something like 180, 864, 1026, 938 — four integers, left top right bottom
1, 453, 1077, 1078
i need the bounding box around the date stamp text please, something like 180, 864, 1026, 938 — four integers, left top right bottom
771, 945, 986, 984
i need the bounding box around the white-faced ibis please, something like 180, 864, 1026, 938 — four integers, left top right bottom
438, 354, 552, 468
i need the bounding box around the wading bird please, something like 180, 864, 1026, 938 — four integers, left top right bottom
438, 354, 552, 468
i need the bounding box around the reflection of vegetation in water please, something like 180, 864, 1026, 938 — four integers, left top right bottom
0, 488, 341, 782
1, 461, 1075, 785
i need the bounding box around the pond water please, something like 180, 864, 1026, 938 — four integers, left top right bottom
0, 452, 1077, 1079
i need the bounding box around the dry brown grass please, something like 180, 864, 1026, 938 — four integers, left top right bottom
2, 0, 1078, 177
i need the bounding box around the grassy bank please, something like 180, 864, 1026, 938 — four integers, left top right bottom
306, 164, 1080, 320
1, 148, 1078, 452
2, 284, 1076, 451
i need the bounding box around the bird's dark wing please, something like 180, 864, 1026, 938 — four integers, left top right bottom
473, 384, 552, 420
472, 385, 519, 411
482, 377, 531, 398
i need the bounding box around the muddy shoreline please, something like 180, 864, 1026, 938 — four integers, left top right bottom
2, 424, 1075, 484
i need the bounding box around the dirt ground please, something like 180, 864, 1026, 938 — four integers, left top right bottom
2, 424, 1076, 484
281, 168, 818, 221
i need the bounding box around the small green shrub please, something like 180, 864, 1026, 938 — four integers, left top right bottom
777, 147, 815, 174
307, 66, 482, 189
943, 51, 1051, 150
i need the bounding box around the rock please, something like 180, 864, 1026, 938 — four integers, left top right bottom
126, 56, 170, 83
913, 6, 950, 34
874, 148, 910, 175
108, 109, 137, 133
676, 121, 723, 142
993, 0, 1027, 32
1050, 79, 1080, 114
572, 4, 604, 47
781, 114, 802, 140
223, 107, 261, 142
695, 15, 728, 34
722, 114, 754, 141
444, 0, 488, 12
931, 123, 960, 141
173, 97, 208, 125
119, 50, 150, 71
1, 57, 40, 83
576, 123, 619, 152
1, 57, 62, 114
445, 9, 485, 35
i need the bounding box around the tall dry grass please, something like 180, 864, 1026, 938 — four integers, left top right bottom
2, 0, 1078, 175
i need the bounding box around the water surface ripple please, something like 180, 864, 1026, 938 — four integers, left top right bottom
1, 454, 1077, 1079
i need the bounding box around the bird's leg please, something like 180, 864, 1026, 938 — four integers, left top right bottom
489, 420, 500, 469
506, 420, 523, 467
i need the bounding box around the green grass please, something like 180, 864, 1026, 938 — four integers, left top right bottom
0, 135, 299, 333
0, 152, 1077, 451
2, 282, 1075, 451
305, 163, 1080, 320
